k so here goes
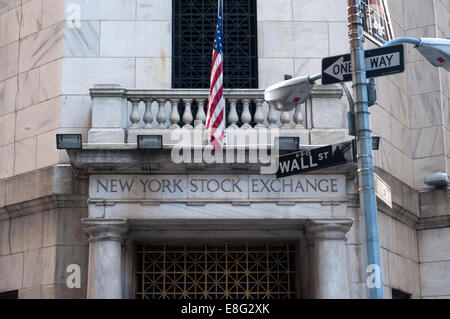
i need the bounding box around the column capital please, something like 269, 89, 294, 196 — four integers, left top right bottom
82, 218, 129, 243
306, 218, 353, 241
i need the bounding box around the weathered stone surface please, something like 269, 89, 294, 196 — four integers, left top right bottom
0, 253, 23, 292
403, 0, 436, 30
257, 0, 292, 21
15, 97, 61, 141
20, 0, 42, 38
0, 41, 19, 81
418, 228, 450, 263
419, 188, 450, 218
42, 0, 65, 28
0, 112, 15, 147
136, 58, 172, 89
64, 21, 100, 57
0, 220, 10, 255
0, 77, 18, 116
43, 208, 88, 247
0, 144, 14, 179
5, 165, 74, 206
14, 136, 37, 175
100, 21, 171, 58
0, 6, 20, 47
62, 58, 135, 94
292, 0, 347, 21
39, 59, 62, 102
23, 246, 57, 288
137, 0, 171, 21
36, 129, 60, 170
18, 22, 63, 73
420, 261, 450, 297
388, 252, 421, 297
10, 213, 43, 253
346, 244, 364, 283
55, 245, 89, 285
65, 0, 136, 20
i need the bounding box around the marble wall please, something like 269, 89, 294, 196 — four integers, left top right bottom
0, 165, 89, 298
0, 0, 65, 180
418, 227, 450, 298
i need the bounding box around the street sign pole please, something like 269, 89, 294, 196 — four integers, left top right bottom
348, 0, 384, 299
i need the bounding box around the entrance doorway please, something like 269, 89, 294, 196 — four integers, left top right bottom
134, 242, 299, 299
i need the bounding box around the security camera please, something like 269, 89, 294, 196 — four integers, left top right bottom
264, 75, 316, 112
424, 172, 449, 188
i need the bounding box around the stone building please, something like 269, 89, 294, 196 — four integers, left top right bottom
0, 0, 449, 299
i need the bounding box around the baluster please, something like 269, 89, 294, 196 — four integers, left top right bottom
157, 98, 167, 128
182, 98, 194, 128
228, 98, 239, 129
129, 98, 141, 129
267, 104, 279, 128
169, 98, 180, 129
280, 110, 291, 128
195, 98, 206, 128
241, 98, 251, 129
254, 99, 265, 128
294, 103, 304, 129
143, 99, 154, 128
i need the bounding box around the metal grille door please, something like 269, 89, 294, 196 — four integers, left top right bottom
135, 243, 298, 299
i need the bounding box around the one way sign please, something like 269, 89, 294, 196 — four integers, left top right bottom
322, 44, 404, 84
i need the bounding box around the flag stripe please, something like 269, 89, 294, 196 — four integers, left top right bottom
206, 0, 225, 150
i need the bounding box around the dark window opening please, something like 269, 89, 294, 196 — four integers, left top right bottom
392, 288, 411, 299
172, 0, 258, 89
0, 290, 18, 299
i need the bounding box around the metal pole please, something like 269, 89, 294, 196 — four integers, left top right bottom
347, 0, 384, 299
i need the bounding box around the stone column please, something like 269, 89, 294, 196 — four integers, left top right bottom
306, 219, 353, 299
82, 218, 129, 299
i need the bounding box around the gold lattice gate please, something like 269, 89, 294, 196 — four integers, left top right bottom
135, 242, 299, 299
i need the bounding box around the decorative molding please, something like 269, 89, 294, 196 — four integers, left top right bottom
82, 218, 129, 243
306, 218, 354, 240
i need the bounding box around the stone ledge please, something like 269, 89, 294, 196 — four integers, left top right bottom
0, 165, 88, 207
416, 216, 450, 230
0, 195, 88, 221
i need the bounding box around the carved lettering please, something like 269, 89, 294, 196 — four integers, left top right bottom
91, 175, 345, 200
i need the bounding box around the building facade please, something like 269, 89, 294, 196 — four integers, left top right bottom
0, 0, 449, 299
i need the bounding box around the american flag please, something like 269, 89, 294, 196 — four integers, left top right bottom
206, 0, 225, 150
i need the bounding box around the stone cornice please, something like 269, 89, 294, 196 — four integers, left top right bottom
67, 148, 358, 177
82, 218, 129, 242
0, 194, 88, 221
306, 218, 354, 240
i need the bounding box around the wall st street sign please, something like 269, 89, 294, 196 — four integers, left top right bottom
374, 173, 393, 208
276, 141, 356, 178
321, 44, 404, 84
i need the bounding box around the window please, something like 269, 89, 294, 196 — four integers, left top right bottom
172, 0, 258, 89
361, 0, 395, 46
392, 288, 412, 299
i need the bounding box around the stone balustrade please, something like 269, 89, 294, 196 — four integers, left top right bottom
87, 84, 344, 145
